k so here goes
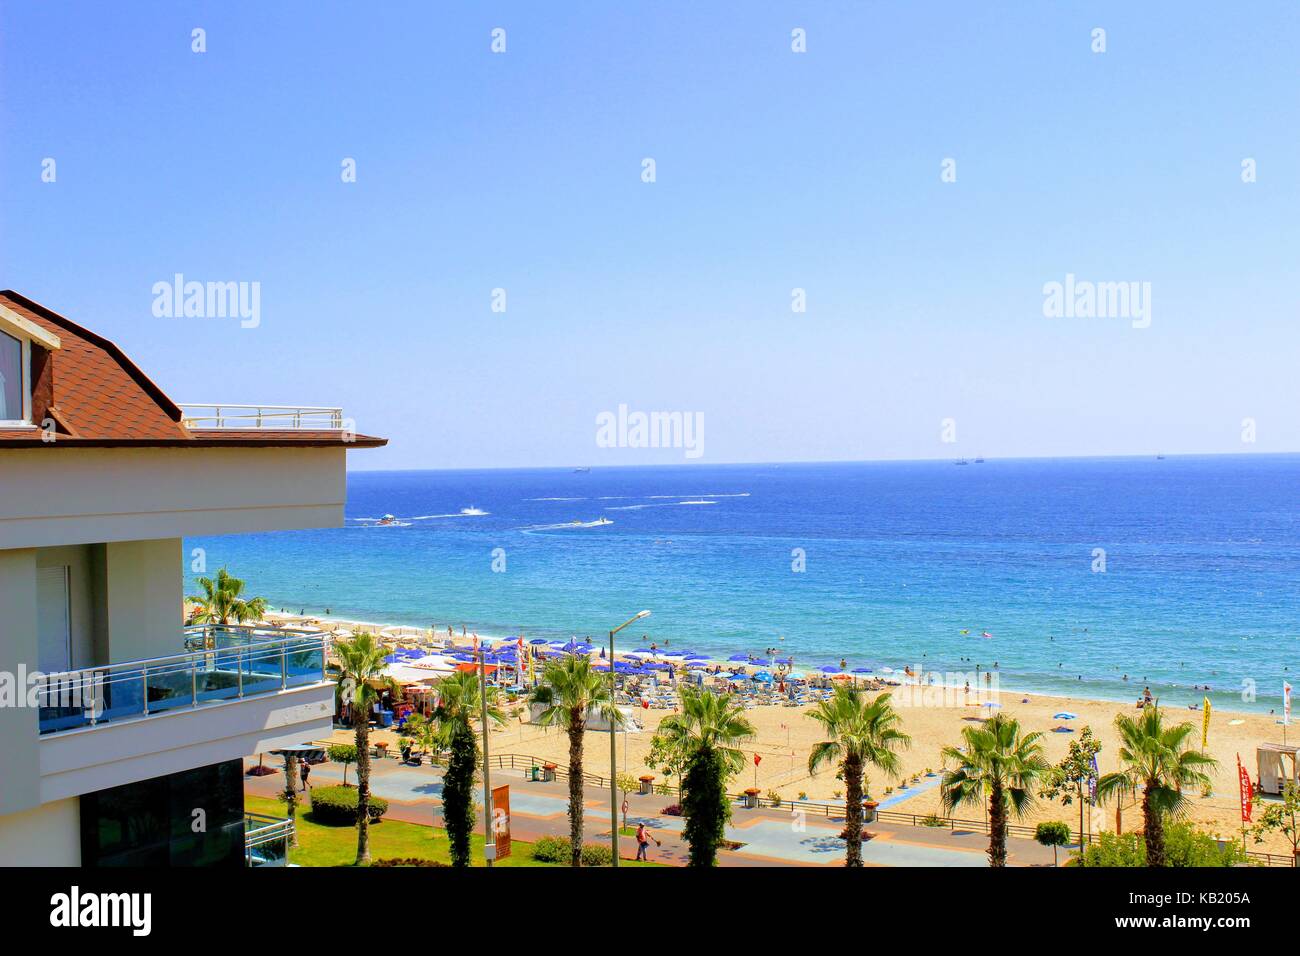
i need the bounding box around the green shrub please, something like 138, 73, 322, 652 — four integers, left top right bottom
529, 835, 612, 866
1075, 822, 1252, 868
370, 857, 447, 867
308, 785, 389, 825
531, 836, 568, 862
580, 842, 613, 867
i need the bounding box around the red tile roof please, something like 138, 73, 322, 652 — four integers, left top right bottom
0, 291, 385, 450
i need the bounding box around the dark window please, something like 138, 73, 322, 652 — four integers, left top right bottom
80, 760, 245, 867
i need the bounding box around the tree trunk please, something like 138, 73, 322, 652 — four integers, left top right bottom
987, 782, 1007, 867
355, 714, 371, 865
1142, 787, 1165, 867
843, 754, 864, 867
567, 712, 585, 867
283, 755, 299, 849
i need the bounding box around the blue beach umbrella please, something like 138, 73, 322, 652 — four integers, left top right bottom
1053, 712, 1078, 720
820, 665, 842, 673
529, 638, 549, 645
851, 668, 873, 674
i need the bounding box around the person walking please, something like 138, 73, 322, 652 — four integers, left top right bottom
635, 822, 660, 861
299, 757, 311, 793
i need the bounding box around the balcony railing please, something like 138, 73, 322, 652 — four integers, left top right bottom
36, 626, 330, 736
178, 404, 345, 430
245, 813, 295, 867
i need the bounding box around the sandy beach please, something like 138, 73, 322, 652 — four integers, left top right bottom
284, 611, 1297, 858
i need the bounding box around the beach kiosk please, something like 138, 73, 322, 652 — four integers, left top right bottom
1256, 743, 1300, 796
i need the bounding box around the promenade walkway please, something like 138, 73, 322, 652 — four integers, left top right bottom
245, 754, 1057, 867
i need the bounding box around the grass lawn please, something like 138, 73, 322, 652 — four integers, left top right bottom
247, 795, 661, 867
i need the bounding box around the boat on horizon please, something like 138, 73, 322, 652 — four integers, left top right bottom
573, 466, 591, 473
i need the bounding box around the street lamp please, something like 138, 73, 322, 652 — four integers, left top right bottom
609, 609, 651, 867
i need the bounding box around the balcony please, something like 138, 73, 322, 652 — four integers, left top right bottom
36, 626, 336, 804
178, 404, 345, 430
38, 626, 329, 735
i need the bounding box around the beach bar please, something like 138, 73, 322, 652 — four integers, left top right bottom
1256, 743, 1300, 796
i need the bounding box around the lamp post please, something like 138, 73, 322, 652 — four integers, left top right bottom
478, 648, 495, 868
609, 609, 651, 867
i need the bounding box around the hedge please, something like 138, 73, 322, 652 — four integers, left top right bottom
530, 835, 613, 866
308, 785, 389, 825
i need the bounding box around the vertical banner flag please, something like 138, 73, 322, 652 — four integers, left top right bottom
1236, 755, 1252, 824
1285, 681, 1292, 725
1201, 697, 1211, 749
492, 784, 512, 860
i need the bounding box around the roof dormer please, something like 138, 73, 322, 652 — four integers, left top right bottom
0, 302, 61, 427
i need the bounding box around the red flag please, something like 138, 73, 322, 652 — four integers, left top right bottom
1237, 754, 1253, 823
753, 753, 762, 766
641, 698, 649, 709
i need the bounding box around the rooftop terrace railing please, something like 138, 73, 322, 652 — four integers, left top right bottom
178, 404, 345, 430
37, 626, 330, 736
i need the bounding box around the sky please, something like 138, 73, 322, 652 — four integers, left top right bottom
2, 1, 1298, 470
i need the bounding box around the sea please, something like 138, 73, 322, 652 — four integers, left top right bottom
186, 455, 1300, 715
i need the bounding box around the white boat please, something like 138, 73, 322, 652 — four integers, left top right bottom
377, 513, 397, 526
460, 506, 488, 516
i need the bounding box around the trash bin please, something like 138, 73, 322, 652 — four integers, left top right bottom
862, 800, 879, 824
378, 709, 393, 728
743, 788, 761, 809
541, 762, 557, 782
529, 766, 540, 782
638, 775, 655, 796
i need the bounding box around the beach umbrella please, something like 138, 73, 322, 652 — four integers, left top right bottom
880, 667, 894, 674
981, 702, 1001, 709
1052, 712, 1078, 720
820, 665, 842, 673
752, 671, 774, 683
685, 654, 710, 661
851, 668, 873, 674
728, 654, 750, 662
529, 638, 549, 645
775, 658, 792, 665
786, 671, 806, 680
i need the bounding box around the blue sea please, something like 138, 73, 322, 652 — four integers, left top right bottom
187, 456, 1300, 714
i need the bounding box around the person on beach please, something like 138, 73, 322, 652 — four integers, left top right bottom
635, 823, 660, 861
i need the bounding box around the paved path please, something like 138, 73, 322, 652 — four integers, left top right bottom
246, 756, 1056, 867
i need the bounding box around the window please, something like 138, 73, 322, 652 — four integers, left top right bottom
0, 329, 28, 424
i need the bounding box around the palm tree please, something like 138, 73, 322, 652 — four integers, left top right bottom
656, 687, 756, 866
333, 632, 388, 865
186, 567, 268, 629
432, 669, 506, 867
530, 655, 623, 866
1095, 707, 1218, 867
941, 712, 1049, 866
808, 688, 911, 866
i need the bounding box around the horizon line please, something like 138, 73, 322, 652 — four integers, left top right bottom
345, 448, 1299, 475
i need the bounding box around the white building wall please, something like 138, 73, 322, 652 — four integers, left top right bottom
0, 798, 80, 866
0, 445, 347, 549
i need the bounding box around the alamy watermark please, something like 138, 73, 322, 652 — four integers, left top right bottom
1042, 273, 1151, 329
596, 404, 704, 459
152, 274, 261, 329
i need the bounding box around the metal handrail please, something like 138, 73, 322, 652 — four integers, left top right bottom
38, 627, 331, 736
177, 404, 344, 430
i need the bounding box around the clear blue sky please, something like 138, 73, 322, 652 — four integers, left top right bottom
3, 2, 1297, 469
